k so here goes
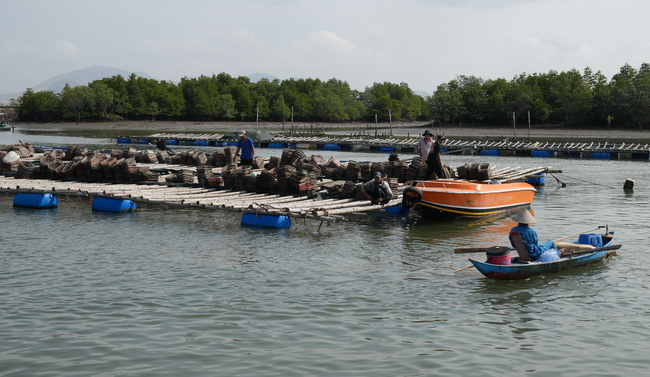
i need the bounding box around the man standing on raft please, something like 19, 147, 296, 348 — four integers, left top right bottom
235, 130, 255, 166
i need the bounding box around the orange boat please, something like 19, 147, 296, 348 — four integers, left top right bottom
402, 179, 536, 221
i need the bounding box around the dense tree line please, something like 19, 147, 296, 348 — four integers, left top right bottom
429, 63, 650, 129
11, 72, 425, 124
11, 63, 650, 128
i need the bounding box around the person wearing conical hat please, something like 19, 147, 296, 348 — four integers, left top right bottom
509, 210, 565, 261
417, 130, 434, 159
424, 134, 447, 180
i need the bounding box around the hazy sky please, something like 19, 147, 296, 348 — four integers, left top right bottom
2, 0, 649, 95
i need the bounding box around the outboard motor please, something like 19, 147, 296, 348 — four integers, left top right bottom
401, 186, 423, 209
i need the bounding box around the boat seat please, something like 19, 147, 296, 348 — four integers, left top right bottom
510, 231, 532, 263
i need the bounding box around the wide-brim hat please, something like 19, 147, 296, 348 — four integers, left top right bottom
238, 130, 246, 137
511, 209, 537, 224
422, 130, 433, 136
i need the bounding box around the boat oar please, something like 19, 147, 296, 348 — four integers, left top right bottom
561, 244, 621, 258
554, 226, 605, 243
454, 246, 514, 254
453, 265, 475, 273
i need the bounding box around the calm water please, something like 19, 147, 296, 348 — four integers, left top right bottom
2, 130, 650, 376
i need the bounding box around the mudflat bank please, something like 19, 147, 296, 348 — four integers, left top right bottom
11, 120, 650, 142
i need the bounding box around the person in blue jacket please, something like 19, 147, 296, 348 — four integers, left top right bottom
235, 130, 255, 166
509, 210, 566, 261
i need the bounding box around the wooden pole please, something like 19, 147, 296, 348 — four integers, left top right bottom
513, 112, 516, 140
256, 107, 259, 130
375, 114, 378, 137
389, 110, 392, 136
528, 111, 531, 140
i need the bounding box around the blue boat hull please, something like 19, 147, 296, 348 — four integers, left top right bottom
469, 232, 615, 280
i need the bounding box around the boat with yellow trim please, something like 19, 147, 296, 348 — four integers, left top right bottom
402, 179, 536, 221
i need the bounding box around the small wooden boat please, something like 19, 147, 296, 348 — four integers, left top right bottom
403, 179, 536, 221
469, 231, 618, 280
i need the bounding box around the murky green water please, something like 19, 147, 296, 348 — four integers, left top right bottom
2, 130, 650, 376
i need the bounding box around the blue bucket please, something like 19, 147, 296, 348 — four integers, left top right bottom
241, 213, 291, 228
13, 193, 58, 209
578, 234, 603, 247
92, 197, 137, 213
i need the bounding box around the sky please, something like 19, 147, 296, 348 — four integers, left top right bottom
2, 0, 650, 95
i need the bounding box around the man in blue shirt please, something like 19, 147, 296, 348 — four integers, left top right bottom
509, 210, 566, 261
235, 130, 255, 166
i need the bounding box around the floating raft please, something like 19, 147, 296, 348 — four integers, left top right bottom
118, 133, 650, 159
0, 175, 407, 222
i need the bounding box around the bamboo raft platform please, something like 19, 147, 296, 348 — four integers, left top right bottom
0, 175, 406, 222
116, 133, 650, 159
0, 156, 552, 224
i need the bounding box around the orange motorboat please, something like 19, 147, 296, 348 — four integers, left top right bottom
402, 179, 536, 221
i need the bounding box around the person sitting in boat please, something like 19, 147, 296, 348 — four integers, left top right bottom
417, 130, 434, 159
362, 171, 393, 205
424, 134, 446, 180
509, 210, 566, 261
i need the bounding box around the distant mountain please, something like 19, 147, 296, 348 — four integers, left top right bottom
414, 90, 430, 98
33, 65, 154, 93
247, 73, 278, 83
0, 92, 20, 105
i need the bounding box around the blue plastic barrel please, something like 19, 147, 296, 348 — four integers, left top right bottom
241, 213, 291, 228
117, 138, 131, 143
480, 149, 499, 156
137, 139, 149, 144
268, 143, 284, 148
323, 144, 341, 151
165, 140, 179, 145
527, 174, 545, 185
531, 150, 551, 158
13, 193, 58, 209
380, 147, 396, 153
369, 205, 409, 216
92, 197, 137, 213
591, 152, 611, 159
194, 140, 210, 146
226, 141, 239, 146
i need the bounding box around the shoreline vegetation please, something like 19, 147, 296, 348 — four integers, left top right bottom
11, 120, 650, 142
8, 63, 650, 132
